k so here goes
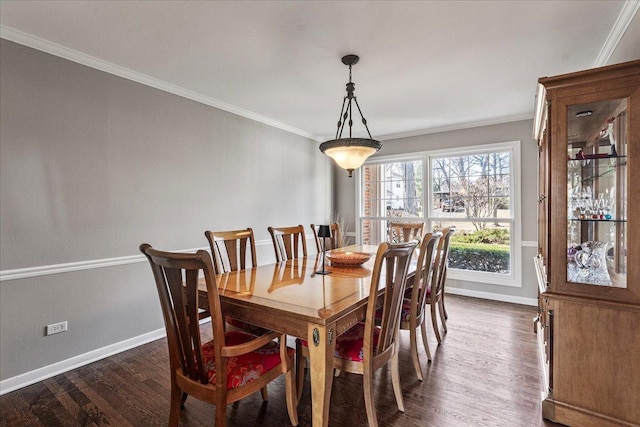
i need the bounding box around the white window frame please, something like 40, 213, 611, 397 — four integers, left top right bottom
355, 153, 425, 243
356, 141, 522, 288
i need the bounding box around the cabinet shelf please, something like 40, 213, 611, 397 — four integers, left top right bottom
568, 156, 627, 184
567, 218, 626, 223
568, 155, 627, 163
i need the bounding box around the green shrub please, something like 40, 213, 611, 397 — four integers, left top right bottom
448, 242, 510, 274
451, 228, 510, 245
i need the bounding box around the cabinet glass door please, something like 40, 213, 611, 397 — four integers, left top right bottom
566, 98, 627, 288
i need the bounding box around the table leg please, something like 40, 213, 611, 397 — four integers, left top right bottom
307, 323, 336, 427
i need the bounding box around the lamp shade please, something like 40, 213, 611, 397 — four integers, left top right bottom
317, 225, 332, 238
319, 138, 381, 177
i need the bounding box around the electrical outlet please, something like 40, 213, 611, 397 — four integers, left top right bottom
46, 321, 68, 336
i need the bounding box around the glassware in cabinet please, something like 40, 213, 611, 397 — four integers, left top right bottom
565, 98, 627, 288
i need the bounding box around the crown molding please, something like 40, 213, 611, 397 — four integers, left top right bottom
376, 112, 534, 141
593, 0, 640, 67
0, 25, 316, 141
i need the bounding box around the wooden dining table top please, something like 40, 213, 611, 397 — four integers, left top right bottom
198, 245, 393, 335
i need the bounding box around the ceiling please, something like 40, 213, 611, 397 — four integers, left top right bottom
1, 1, 639, 142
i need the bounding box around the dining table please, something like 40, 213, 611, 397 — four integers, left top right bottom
198, 244, 416, 427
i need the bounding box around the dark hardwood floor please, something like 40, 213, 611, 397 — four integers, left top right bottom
0, 295, 562, 426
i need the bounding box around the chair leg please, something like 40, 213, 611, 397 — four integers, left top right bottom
391, 341, 405, 413
260, 386, 268, 401
420, 321, 432, 362
169, 381, 182, 427
295, 341, 306, 404
180, 392, 188, 407
438, 298, 448, 333
215, 391, 227, 427
431, 303, 442, 344
409, 326, 424, 381
363, 371, 378, 427
442, 292, 449, 319
285, 369, 299, 426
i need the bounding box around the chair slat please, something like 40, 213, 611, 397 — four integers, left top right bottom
268, 225, 307, 262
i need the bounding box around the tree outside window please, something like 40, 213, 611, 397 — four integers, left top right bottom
431, 151, 512, 274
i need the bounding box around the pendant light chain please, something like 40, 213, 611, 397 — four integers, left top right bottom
335, 97, 347, 139
354, 98, 373, 139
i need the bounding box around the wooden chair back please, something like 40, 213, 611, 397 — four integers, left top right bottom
367, 241, 417, 361
204, 228, 257, 274
389, 221, 425, 243
409, 232, 441, 323
139, 244, 224, 386
268, 224, 308, 262
431, 227, 455, 300
311, 223, 342, 252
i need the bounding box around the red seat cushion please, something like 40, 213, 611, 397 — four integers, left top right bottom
298, 323, 381, 362
201, 330, 294, 390
335, 323, 381, 362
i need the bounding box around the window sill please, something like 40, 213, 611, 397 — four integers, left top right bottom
448, 268, 521, 288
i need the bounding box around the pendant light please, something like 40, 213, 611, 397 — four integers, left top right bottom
319, 54, 382, 177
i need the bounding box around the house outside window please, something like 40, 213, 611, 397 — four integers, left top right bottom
357, 141, 521, 287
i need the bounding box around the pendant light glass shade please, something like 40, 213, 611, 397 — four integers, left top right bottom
320, 55, 381, 177
319, 138, 381, 177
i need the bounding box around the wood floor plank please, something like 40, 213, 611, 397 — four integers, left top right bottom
63, 370, 134, 427
0, 392, 43, 427
0, 295, 562, 427
42, 378, 99, 427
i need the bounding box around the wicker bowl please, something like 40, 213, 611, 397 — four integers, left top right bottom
325, 251, 372, 267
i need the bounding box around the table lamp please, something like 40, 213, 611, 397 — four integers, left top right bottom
315, 225, 332, 275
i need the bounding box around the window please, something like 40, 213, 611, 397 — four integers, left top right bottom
357, 141, 521, 287
359, 158, 423, 244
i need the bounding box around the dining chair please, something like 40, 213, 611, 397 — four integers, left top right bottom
139, 244, 298, 427
297, 241, 417, 427
396, 231, 441, 381
427, 227, 455, 343
268, 225, 308, 262
310, 223, 342, 252
437, 226, 455, 326
204, 227, 267, 336
389, 221, 425, 243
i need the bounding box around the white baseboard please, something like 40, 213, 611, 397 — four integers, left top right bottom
446, 287, 537, 307
0, 327, 167, 395
1, 317, 213, 395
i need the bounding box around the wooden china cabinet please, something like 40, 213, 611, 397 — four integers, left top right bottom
533, 60, 640, 427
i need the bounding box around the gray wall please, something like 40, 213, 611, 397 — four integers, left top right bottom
334, 119, 539, 301
0, 40, 331, 382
